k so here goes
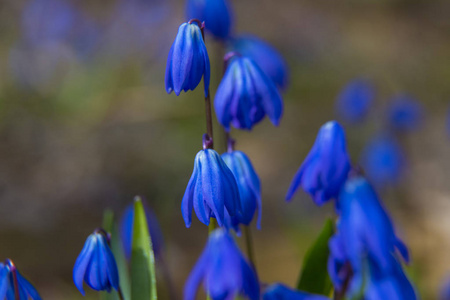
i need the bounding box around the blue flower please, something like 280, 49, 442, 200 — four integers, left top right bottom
0, 259, 41, 300
263, 283, 330, 300
184, 229, 259, 300
440, 275, 450, 300
73, 230, 119, 295
222, 150, 262, 228
182, 148, 242, 228
165, 21, 210, 96
286, 121, 351, 206
230, 35, 289, 90
335, 78, 375, 124
386, 94, 424, 133
214, 54, 283, 131
360, 134, 406, 188
186, 0, 232, 39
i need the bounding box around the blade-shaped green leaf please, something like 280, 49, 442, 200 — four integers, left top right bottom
297, 218, 335, 295
131, 196, 157, 300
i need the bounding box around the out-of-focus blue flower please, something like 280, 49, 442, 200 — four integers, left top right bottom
263, 283, 330, 300
184, 229, 259, 300
230, 35, 289, 90
214, 54, 283, 131
165, 21, 210, 96
335, 78, 375, 124
186, 0, 232, 40
360, 134, 406, 188
440, 275, 450, 300
386, 95, 424, 133
182, 149, 242, 228
286, 121, 351, 206
222, 150, 262, 228
0, 260, 41, 300
73, 230, 119, 295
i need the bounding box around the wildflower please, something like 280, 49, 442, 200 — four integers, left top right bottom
214, 54, 283, 131
335, 78, 375, 124
0, 259, 41, 300
230, 35, 289, 90
165, 21, 210, 96
184, 229, 259, 300
286, 121, 351, 206
186, 0, 232, 39
263, 283, 330, 300
73, 229, 119, 295
222, 150, 262, 228
386, 94, 423, 133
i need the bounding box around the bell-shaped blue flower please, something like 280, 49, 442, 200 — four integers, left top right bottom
186, 0, 232, 39
263, 283, 330, 300
182, 148, 242, 228
73, 230, 120, 295
184, 229, 259, 300
335, 78, 375, 124
214, 54, 283, 131
165, 21, 210, 96
222, 150, 262, 228
286, 121, 351, 206
386, 94, 423, 133
0, 259, 41, 300
230, 35, 289, 90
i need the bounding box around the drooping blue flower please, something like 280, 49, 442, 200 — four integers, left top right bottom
222, 150, 261, 228
230, 35, 289, 90
335, 78, 375, 124
386, 94, 424, 133
184, 229, 259, 300
186, 0, 232, 40
263, 283, 330, 300
182, 148, 242, 228
214, 54, 283, 131
360, 134, 406, 188
286, 121, 351, 206
0, 259, 41, 300
73, 230, 119, 295
439, 275, 450, 300
165, 21, 210, 96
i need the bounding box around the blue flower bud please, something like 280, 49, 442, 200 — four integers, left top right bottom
165, 22, 210, 96
286, 121, 351, 206
0, 260, 41, 300
214, 55, 283, 131
263, 283, 330, 300
182, 149, 242, 228
386, 94, 424, 133
222, 150, 261, 228
73, 230, 119, 295
230, 35, 289, 90
335, 78, 375, 124
184, 229, 260, 300
186, 0, 232, 39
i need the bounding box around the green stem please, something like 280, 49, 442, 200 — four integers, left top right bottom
243, 225, 257, 270
208, 218, 217, 235
117, 287, 125, 300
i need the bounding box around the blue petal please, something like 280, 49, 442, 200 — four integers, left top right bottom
182, 153, 200, 227
99, 236, 119, 291
184, 248, 210, 300
0, 265, 8, 300
16, 271, 41, 300
84, 235, 109, 291
73, 234, 96, 295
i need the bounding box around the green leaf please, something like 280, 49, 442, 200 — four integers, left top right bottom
131, 196, 158, 300
297, 218, 335, 295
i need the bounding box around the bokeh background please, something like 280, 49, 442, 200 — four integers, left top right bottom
0, 0, 450, 298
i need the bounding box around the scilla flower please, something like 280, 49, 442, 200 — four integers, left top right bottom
263, 283, 330, 300
184, 229, 259, 300
230, 35, 289, 90
214, 53, 283, 131
186, 0, 232, 39
222, 150, 262, 228
386, 94, 423, 133
286, 121, 351, 206
335, 78, 375, 124
73, 229, 119, 295
165, 21, 210, 96
0, 259, 41, 300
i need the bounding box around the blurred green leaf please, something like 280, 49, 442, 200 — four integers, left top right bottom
131, 196, 158, 300
297, 218, 335, 295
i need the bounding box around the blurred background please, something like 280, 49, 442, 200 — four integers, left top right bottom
0, 0, 450, 298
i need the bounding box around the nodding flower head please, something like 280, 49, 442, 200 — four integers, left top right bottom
386, 94, 423, 133
286, 121, 351, 206
73, 229, 119, 295
184, 229, 260, 300
186, 0, 232, 39
214, 53, 283, 131
0, 259, 41, 300
263, 283, 330, 300
335, 78, 375, 124
165, 21, 210, 96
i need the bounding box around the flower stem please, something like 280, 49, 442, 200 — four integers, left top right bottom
204, 90, 214, 146
243, 225, 257, 270
333, 262, 352, 300
6, 259, 20, 300
208, 218, 217, 234
117, 287, 125, 300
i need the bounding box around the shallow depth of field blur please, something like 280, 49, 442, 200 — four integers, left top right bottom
0, 0, 450, 299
